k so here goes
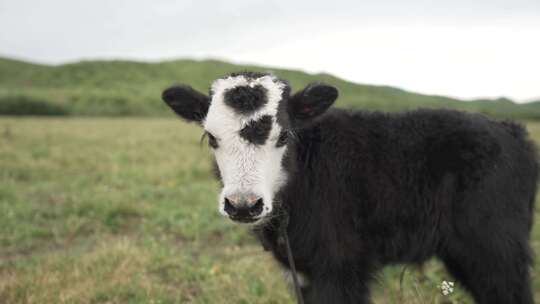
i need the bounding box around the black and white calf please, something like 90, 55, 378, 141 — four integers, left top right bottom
162, 72, 538, 304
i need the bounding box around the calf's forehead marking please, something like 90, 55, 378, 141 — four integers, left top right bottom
204, 75, 286, 135
224, 84, 268, 115
239, 115, 273, 145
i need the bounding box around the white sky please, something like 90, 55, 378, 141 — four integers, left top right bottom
0, 0, 539, 102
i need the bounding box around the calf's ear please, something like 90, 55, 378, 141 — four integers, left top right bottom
288, 82, 338, 122
162, 85, 210, 123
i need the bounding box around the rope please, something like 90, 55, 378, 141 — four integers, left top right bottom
278, 212, 305, 304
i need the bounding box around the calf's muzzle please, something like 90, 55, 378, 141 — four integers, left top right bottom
223, 193, 264, 223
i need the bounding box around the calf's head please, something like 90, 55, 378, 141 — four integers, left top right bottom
162, 72, 337, 224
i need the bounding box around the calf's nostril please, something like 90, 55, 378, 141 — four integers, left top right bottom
249, 198, 264, 216
224, 195, 264, 221
224, 197, 237, 216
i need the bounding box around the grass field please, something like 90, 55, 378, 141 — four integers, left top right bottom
0, 117, 539, 304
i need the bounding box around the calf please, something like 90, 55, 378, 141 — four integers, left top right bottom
162, 72, 538, 304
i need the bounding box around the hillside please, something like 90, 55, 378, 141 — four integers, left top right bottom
0, 56, 538, 119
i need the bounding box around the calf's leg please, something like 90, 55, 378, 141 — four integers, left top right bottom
439, 236, 533, 304
302, 267, 372, 304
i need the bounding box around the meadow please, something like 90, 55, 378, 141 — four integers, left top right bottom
0, 117, 539, 304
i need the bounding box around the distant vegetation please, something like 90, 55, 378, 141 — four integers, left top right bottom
1, 56, 540, 119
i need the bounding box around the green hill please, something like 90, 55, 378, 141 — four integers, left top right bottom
0, 56, 538, 119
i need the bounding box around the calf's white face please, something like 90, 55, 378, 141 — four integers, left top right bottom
162, 72, 338, 225
204, 75, 289, 222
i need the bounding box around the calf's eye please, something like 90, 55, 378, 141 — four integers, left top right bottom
276, 131, 288, 147
207, 132, 219, 149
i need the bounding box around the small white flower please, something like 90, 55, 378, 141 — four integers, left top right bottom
440, 280, 455, 296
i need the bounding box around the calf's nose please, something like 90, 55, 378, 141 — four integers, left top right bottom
224, 194, 264, 222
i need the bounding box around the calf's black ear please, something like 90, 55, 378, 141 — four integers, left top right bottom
162, 85, 210, 123
289, 82, 338, 122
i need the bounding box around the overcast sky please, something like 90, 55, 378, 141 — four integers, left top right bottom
1, 0, 539, 101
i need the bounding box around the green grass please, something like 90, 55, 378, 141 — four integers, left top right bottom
0, 117, 539, 303
2, 56, 540, 119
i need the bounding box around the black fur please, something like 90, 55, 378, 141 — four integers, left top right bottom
229, 71, 271, 79
162, 85, 209, 123
239, 115, 273, 145
224, 84, 268, 115
289, 82, 338, 122
256, 108, 538, 304
162, 75, 539, 304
